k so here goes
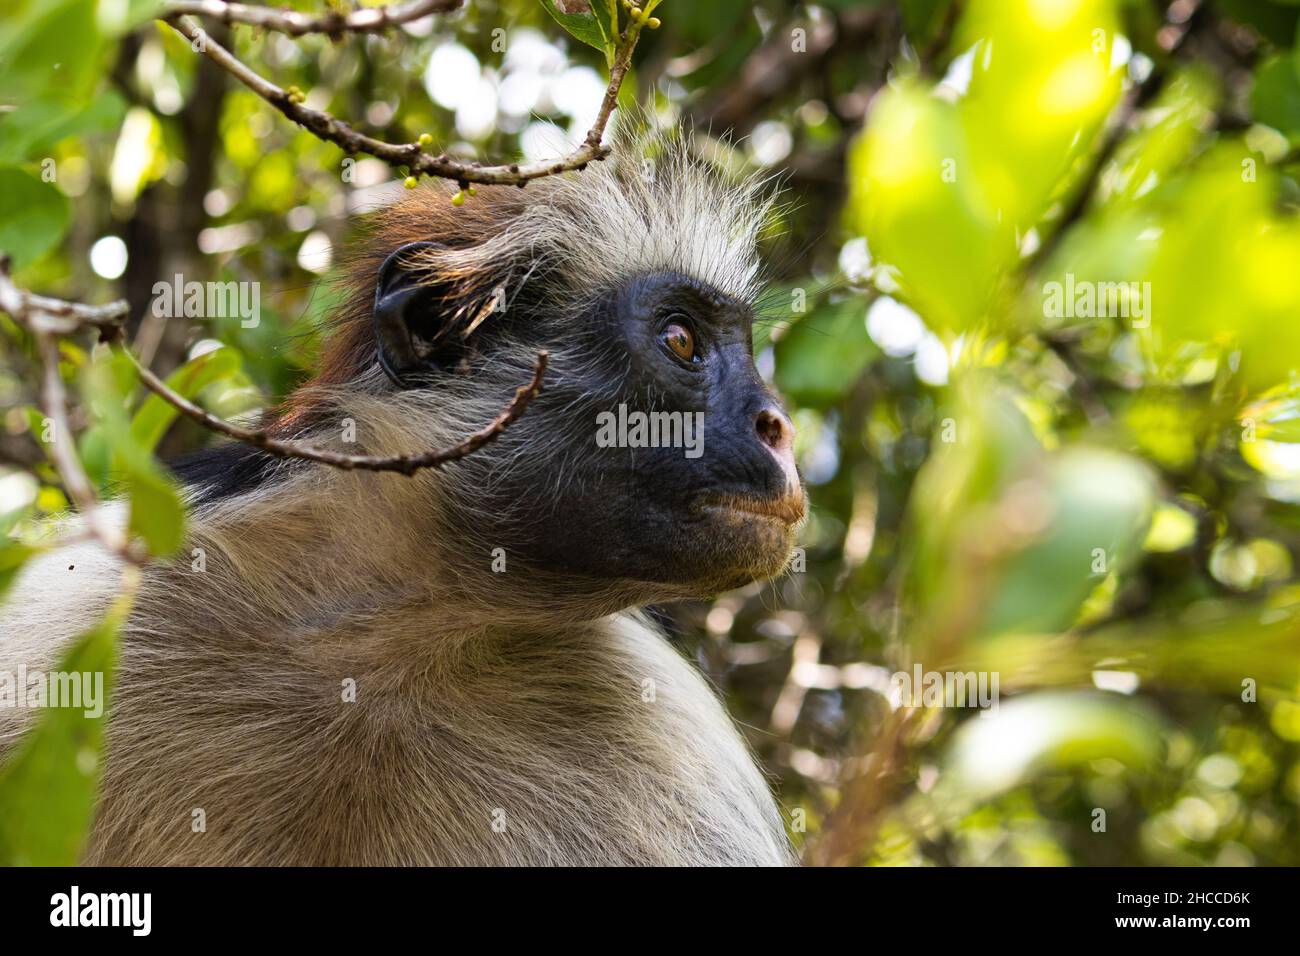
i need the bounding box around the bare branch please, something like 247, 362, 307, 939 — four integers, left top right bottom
0, 261, 130, 337
160, 2, 652, 186
121, 346, 550, 476
162, 0, 463, 37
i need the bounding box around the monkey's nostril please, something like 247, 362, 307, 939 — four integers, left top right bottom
754, 407, 793, 453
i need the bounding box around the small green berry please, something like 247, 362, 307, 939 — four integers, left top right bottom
467, 186, 477, 197
451, 190, 465, 206
647, 16, 660, 28
631, 6, 642, 18
403, 176, 418, 189
418, 133, 433, 148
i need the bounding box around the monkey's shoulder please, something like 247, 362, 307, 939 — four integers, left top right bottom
86, 612, 791, 865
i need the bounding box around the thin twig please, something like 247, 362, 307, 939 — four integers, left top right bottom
161, 1, 650, 186
33, 332, 143, 564
804, 707, 917, 867
121, 345, 550, 476
0, 275, 130, 336
163, 0, 462, 37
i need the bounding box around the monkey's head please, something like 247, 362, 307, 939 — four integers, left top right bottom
293, 128, 805, 611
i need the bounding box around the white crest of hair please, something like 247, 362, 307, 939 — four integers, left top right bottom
0, 123, 795, 866
407, 117, 779, 320
536, 120, 776, 304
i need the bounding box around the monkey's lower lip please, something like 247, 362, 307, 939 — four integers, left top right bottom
698, 493, 806, 526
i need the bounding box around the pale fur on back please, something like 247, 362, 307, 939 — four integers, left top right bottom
0, 127, 795, 866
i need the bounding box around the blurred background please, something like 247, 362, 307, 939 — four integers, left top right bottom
3, 0, 1300, 865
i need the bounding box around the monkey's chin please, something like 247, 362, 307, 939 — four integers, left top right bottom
691, 494, 805, 591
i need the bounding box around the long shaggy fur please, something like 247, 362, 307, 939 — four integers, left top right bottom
0, 127, 794, 865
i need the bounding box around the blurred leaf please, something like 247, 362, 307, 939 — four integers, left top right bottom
946, 691, 1166, 800
0, 91, 127, 165
83, 350, 188, 557
1145, 145, 1300, 391
774, 299, 876, 405
851, 0, 1124, 335
971, 599, 1300, 698
849, 81, 1004, 333
1253, 54, 1300, 139
978, 448, 1156, 637
1098, 68, 1218, 207
0, 591, 128, 865
1244, 385, 1300, 443
957, 0, 1123, 231
0, 0, 106, 103
130, 347, 242, 453
0, 539, 38, 603
0, 166, 70, 269
901, 0, 955, 50
124, 465, 186, 557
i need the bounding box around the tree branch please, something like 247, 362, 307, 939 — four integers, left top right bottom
121, 345, 549, 476
162, 0, 463, 37
160, 0, 652, 187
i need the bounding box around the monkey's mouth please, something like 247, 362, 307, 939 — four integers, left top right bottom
698, 492, 806, 527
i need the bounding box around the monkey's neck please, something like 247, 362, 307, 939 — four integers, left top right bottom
159, 474, 642, 652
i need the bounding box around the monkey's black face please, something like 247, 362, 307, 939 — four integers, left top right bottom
373, 245, 805, 605
492, 271, 806, 599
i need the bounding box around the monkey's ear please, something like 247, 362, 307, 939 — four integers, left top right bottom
373, 241, 447, 386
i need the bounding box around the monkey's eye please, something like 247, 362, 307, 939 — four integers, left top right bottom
660, 320, 698, 363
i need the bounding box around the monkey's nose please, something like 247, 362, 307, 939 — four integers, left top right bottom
755, 407, 793, 452
754, 406, 800, 493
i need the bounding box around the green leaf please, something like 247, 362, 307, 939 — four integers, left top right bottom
976, 448, 1156, 637
590, 0, 619, 60
1242, 385, 1300, 443
1097, 68, 1218, 208
1253, 54, 1300, 139
0, 595, 128, 865
125, 465, 186, 557
946, 691, 1166, 800
848, 83, 1005, 333
0, 166, 70, 269
540, 0, 616, 63
774, 298, 876, 406
78, 424, 113, 493
0, 539, 38, 603
131, 347, 242, 453
82, 350, 189, 557
0, 91, 127, 165
0, 0, 106, 104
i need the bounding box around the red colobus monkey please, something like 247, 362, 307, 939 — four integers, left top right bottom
0, 129, 805, 865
